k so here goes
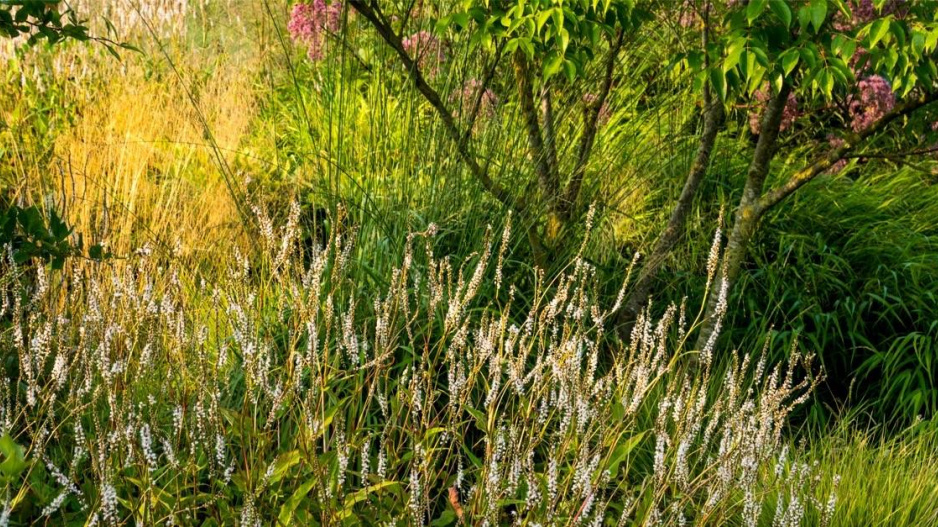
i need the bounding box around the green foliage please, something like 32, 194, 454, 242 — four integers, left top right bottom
722, 164, 938, 424
672, 0, 938, 102
0, 204, 110, 268
437, 0, 649, 81
0, 1, 89, 44
0, 204, 74, 269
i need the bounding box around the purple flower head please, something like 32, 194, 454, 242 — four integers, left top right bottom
451, 79, 498, 120
288, 0, 344, 61
582, 93, 612, 127
848, 75, 895, 132
402, 30, 447, 75
748, 88, 799, 135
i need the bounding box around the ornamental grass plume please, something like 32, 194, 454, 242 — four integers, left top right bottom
0, 203, 836, 525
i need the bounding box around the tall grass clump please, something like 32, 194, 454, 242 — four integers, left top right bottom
0, 204, 836, 525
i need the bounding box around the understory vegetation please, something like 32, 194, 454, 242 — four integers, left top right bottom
1, 0, 938, 525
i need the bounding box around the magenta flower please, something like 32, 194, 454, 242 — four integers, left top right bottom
402, 30, 446, 75
848, 75, 895, 132
288, 0, 343, 61
748, 89, 799, 135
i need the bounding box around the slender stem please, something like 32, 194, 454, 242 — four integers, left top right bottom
563, 28, 625, 216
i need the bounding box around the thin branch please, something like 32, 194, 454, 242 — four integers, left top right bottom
461, 40, 505, 143
347, 0, 524, 213
758, 90, 938, 213
844, 143, 938, 159
564, 28, 625, 215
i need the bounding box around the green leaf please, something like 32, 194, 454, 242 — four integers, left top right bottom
542, 52, 563, 79
769, 0, 792, 28
747, 0, 767, 24
709, 67, 726, 101
869, 19, 890, 47
607, 431, 645, 479
278, 479, 317, 525
431, 510, 458, 527
686, 50, 704, 71
780, 49, 800, 76
89, 244, 105, 260
809, 0, 827, 33
724, 38, 746, 73
912, 32, 925, 57
770, 71, 784, 95
562, 59, 577, 82
335, 481, 400, 520
799, 46, 818, 69
797, 6, 812, 32
268, 450, 302, 485
0, 434, 27, 480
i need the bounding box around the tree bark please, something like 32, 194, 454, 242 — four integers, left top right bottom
694, 82, 792, 351
513, 52, 560, 206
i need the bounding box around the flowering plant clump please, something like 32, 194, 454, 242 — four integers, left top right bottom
402, 30, 447, 75
0, 204, 838, 525
288, 0, 343, 61
749, 88, 799, 135
848, 75, 896, 132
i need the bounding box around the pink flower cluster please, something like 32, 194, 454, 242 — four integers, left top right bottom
582, 93, 612, 127
451, 79, 498, 119
848, 75, 895, 132
748, 89, 799, 135
402, 30, 447, 75
288, 0, 343, 61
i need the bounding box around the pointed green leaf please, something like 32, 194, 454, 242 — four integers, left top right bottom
809, 0, 827, 33
769, 0, 792, 28
747, 0, 767, 24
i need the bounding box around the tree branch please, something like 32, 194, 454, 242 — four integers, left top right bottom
758, 90, 938, 213
563, 28, 625, 216
347, 0, 523, 213
621, 87, 724, 321
461, 40, 504, 142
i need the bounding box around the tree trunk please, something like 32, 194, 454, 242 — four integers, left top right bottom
694, 82, 792, 353
620, 91, 724, 325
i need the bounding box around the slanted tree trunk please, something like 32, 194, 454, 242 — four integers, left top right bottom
619, 16, 719, 331
620, 88, 724, 323
694, 82, 792, 352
